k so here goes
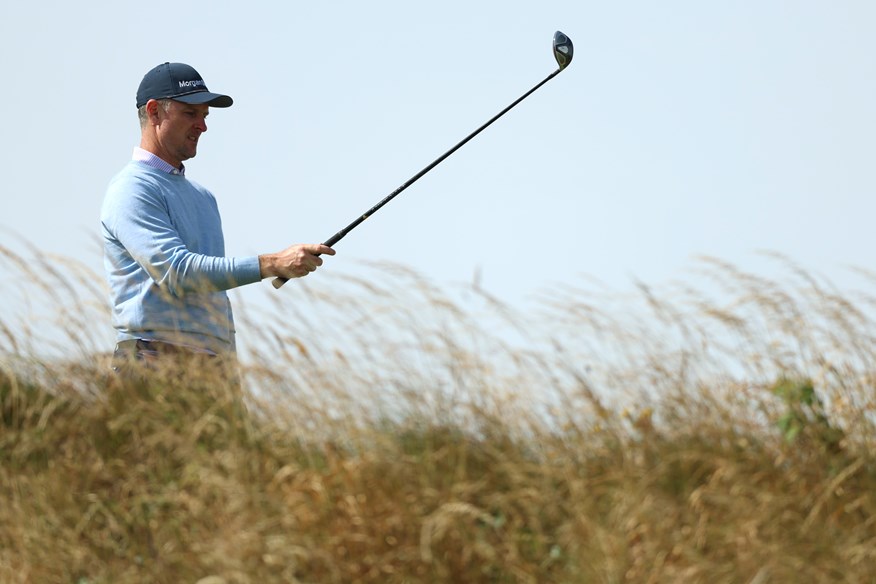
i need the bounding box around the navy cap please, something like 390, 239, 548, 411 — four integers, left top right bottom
136, 62, 233, 108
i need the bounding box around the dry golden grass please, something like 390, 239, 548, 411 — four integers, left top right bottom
2, 244, 876, 583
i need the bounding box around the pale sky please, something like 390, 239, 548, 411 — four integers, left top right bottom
2, 1, 874, 348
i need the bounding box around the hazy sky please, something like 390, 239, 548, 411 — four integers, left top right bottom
2, 1, 874, 327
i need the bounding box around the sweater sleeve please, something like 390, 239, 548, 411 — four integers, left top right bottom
102, 171, 261, 297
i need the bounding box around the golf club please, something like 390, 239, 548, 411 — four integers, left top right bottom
273, 30, 574, 289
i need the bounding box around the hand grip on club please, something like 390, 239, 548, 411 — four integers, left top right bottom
271, 232, 343, 289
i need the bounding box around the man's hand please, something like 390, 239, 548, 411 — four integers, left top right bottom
259, 243, 335, 280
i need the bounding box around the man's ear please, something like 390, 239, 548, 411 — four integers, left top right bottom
145, 99, 163, 123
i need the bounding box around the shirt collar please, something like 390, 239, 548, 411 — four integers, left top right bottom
132, 147, 186, 176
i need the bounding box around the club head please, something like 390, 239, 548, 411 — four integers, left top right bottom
553, 31, 573, 70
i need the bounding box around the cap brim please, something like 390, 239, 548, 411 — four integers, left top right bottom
175, 92, 233, 108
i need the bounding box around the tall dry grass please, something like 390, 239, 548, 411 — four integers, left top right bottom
2, 242, 876, 583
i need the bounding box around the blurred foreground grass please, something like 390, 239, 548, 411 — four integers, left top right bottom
2, 244, 876, 583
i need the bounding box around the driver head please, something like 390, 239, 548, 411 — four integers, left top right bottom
553, 31, 573, 70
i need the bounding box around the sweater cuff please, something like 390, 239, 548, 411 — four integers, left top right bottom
235, 256, 263, 285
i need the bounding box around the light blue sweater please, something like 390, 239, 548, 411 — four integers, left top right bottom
101, 161, 261, 353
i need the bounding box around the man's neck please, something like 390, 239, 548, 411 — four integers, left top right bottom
139, 138, 182, 170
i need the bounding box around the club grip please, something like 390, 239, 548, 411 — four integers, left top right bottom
271, 232, 346, 289
271, 258, 317, 289
271, 248, 330, 289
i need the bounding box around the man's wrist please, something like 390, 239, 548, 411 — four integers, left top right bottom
258, 254, 275, 279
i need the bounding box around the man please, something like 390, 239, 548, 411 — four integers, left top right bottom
101, 62, 334, 364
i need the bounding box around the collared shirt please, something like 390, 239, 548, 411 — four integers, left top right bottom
132, 147, 185, 176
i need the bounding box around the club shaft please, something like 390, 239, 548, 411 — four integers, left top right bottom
325, 67, 562, 246
273, 66, 562, 289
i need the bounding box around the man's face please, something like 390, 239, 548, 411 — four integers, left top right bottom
152, 100, 209, 168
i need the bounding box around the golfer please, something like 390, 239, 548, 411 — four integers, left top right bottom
101, 62, 334, 363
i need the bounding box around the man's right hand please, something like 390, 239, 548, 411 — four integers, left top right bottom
259, 243, 335, 280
